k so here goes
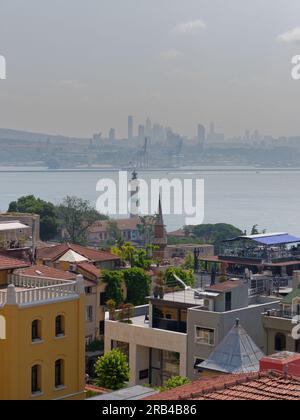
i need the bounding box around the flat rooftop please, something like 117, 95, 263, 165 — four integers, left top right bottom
152, 289, 206, 306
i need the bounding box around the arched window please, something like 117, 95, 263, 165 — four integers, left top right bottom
32, 320, 41, 342
55, 315, 65, 337
55, 359, 64, 388
31, 365, 41, 395
0, 315, 6, 340
275, 333, 286, 352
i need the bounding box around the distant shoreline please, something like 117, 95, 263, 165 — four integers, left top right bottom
1, 166, 300, 174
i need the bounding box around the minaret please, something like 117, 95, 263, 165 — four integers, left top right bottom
153, 195, 167, 261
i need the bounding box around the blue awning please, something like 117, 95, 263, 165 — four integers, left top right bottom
223, 233, 300, 246
252, 234, 300, 245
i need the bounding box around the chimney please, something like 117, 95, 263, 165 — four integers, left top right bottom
292, 271, 300, 290
260, 352, 300, 377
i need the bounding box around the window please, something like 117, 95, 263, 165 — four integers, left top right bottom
85, 306, 93, 322
99, 320, 105, 335
31, 365, 41, 395
85, 336, 93, 346
100, 292, 107, 306
55, 359, 64, 388
32, 320, 41, 342
195, 326, 215, 346
194, 358, 204, 370
225, 292, 232, 312
85, 287, 93, 295
55, 315, 65, 337
275, 333, 286, 352
0, 315, 6, 340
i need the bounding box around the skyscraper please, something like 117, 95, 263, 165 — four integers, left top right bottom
108, 128, 116, 141
197, 124, 206, 143
145, 118, 152, 138
128, 115, 134, 141
138, 124, 145, 141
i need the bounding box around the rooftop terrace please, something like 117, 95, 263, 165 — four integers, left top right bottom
0, 273, 84, 307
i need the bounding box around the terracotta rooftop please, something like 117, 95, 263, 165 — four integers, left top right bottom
77, 262, 101, 279
205, 280, 243, 293
37, 243, 120, 263
14, 265, 76, 281
89, 217, 140, 233
0, 254, 30, 270
145, 372, 300, 401
167, 229, 187, 238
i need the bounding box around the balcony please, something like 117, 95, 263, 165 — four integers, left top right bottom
0, 274, 84, 308
219, 246, 299, 264
263, 308, 300, 320
152, 317, 187, 333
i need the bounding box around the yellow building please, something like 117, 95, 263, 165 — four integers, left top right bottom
0, 254, 85, 400
37, 243, 121, 344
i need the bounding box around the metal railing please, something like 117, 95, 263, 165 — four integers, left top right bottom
264, 309, 300, 320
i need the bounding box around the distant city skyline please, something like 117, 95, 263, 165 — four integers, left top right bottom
1, 1, 300, 138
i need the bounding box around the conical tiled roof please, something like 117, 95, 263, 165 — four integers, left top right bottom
198, 320, 264, 374
58, 249, 88, 263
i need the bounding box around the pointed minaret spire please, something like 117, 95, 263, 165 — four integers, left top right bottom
152, 195, 167, 261
157, 194, 164, 225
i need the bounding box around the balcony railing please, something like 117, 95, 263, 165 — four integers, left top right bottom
219, 247, 298, 263
152, 318, 187, 333
0, 274, 84, 307
264, 309, 300, 320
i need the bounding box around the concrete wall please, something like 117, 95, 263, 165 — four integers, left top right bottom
262, 315, 297, 355
105, 318, 187, 386
187, 298, 281, 380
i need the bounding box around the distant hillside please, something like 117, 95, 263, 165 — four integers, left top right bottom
0, 128, 90, 144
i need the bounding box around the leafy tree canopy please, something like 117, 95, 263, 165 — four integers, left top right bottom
124, 267, 151, 306
8, 195, 58, 241
57, 196, 107, 244
165, 267, 195, 288
94, 349, 129, 390
102, 270, 124, 306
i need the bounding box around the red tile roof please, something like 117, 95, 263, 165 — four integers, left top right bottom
0, 254, 30, 270
145, 372, 300, 401
37, 243, 120, 263
89, 217, 140, 233
205, 280, 243, 292
77, 262, 100, 279
167, 229, 187, 238
15, 265, 76, 281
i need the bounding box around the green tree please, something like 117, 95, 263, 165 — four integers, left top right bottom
102, 270, 124, 306
106, 221, 123, 245
181, 252, 194, 270
57, 196, 107, 244
94, 349, 130, 390
165, 267, 195, 288
157, 376, 191, 392
111, 242, 136, 267
124, 267, 151, 306
137, 216, 155, 246
8, 195, 58, 241
184, 223, 243, 252
111, 243, 153, 269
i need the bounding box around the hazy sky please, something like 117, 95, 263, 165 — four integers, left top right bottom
1, 0, 300, 138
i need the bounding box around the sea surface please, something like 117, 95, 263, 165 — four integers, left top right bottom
0, 166, 300, 235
